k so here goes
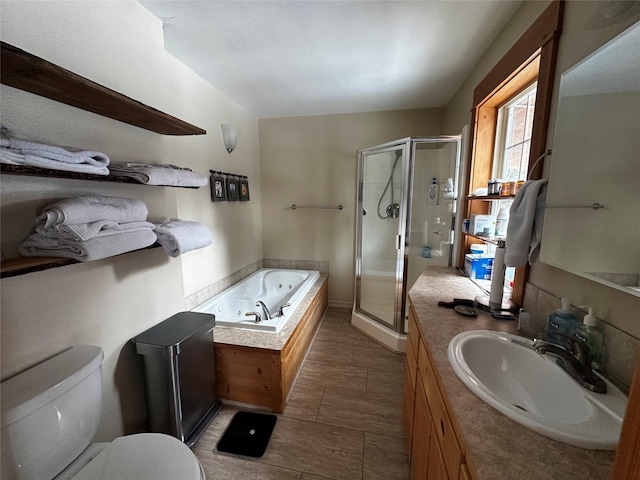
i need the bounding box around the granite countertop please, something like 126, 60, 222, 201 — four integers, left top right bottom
408, 266, 614, 480
212, 273, 328, 351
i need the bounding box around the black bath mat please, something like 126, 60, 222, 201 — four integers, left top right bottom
216, 411, 277, 457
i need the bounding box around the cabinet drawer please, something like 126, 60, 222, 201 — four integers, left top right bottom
418, 341, 462, 480
427, 421, 449, 480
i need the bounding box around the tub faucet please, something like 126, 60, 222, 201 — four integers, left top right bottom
533, 336, 607, 394
256, 301, 272, 320
245, 311, 262, 323
276, 303, 291, 317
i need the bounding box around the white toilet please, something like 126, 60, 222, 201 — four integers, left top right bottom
0, 345, 206, 480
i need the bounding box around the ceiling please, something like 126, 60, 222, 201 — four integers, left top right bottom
140, 1, 522, 119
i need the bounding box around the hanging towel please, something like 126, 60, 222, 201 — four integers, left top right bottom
109, 163, 208, 187
18, 229, 157, 262
505, 179, 548, 267
36, 196, 149, 230
36, 219, 156, 242
154, 219, 213, 257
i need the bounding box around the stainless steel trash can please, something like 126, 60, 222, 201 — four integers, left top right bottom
133, 311, 221, 447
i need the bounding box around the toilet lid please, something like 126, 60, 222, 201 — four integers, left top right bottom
72, 433, 203, 480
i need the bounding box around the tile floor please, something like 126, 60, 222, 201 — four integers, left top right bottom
194, 307, 411, 480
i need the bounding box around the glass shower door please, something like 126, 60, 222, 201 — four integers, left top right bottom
356, 144, 406, 330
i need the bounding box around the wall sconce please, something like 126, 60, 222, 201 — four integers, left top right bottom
221, 124, 240, 153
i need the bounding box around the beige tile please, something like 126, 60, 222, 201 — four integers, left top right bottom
316, 390, 404, 438
193, 406, 239, 451
283, 383, 324, 421
363, 432, 410, 480
195, 448, 302, 480
314, 323, 372, 347
260, 415, 364, 480
297, 359, 367, 394
306, 338, 405, 371
366, 367, 404, 400
301, 474, 338, 480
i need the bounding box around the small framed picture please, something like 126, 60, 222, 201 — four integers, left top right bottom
226, 175, 240, 201
210, 173, 227, 202
239, 177, 250, 201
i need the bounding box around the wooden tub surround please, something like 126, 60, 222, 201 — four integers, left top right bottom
212, 274, 328, 413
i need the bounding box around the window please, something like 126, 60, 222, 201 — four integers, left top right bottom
493, 83, 537, 182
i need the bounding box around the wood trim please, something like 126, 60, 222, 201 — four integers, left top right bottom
612, 349, 640, 478
0, 41, 206, 136
458, 1, 564, 298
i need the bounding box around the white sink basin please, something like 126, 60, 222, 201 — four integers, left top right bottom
447, 330, 627, 450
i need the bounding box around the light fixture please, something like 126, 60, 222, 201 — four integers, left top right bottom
220, 124, 240, 153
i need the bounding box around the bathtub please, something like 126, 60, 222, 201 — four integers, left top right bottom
193, 269, 321, 333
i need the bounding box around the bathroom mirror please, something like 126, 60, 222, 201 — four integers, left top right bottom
540, 21, 640, 297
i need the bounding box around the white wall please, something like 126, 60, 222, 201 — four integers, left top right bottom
259, 109, 445, 306
442, 1, 640, 338
0, 0, 262, 441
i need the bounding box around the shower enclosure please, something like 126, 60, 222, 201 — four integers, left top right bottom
353, 136, 461, 350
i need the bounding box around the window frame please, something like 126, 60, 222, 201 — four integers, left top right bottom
458, 1, 564, 306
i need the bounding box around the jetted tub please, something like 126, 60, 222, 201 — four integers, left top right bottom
193, 269, 321, 332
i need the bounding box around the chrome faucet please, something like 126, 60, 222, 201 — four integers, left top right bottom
256, 301, 272, 320
533, 335, 606, 394
245, 311, 262, 323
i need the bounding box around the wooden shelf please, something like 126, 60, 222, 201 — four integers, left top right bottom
0, 41, 206, 136
0, 164, 201, 188
463, 232, 506, 245
466, 194, 515, 200
1, 243, 162, 279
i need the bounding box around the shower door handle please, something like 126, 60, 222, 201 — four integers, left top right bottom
396, 235, 402, 250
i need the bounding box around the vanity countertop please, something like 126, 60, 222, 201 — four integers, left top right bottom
408, 266, 615, 480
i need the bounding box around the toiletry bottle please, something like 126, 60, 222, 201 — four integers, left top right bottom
495, 206, 509, 237
428, 177, 438, 205
574, 307, 604, 365
546, 298, 579, 349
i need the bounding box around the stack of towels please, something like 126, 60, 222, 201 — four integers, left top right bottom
154, 219, 213, 258
1, 125, 110, 175
18, 196, 157, 262
109, 163, 208, 187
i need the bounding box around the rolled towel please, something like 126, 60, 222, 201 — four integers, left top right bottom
505, 179, 548, 267
109, 163, 208, 187
154, 219, 213, 257
36, 196, 149, 229
1, 147, 109, 175
36, 219, 156, 242
18, 229, 157, 262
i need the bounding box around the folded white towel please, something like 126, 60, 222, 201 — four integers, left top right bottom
6, 137, 109, 167
36, 196, 149, 229
36, 219, 156, 242
1, 147, 109, 175
109, 163, 208, 187
154, 219, 213, 257
505, 179, 548, 267
18, 229, 157, 262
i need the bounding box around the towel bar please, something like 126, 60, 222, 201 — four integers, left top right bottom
290, 204, 343, 210
545, 203, 605, 210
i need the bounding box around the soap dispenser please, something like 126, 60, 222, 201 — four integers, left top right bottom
546, 298, 579, 349
575, 307, 604, 365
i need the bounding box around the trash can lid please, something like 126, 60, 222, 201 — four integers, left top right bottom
132, 312, 215, 355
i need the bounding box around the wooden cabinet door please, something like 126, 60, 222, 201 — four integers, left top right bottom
427, 422, 449, 480
403, 365, 416, 458
411, 375, 432, 480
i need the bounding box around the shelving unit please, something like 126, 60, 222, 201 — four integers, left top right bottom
1, 244, 161, 279
0, 42, 206, 136
0, 42, 207, 278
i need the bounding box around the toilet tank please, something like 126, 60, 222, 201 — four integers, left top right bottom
1, 345, 104, 480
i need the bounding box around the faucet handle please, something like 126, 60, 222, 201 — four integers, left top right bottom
558, 333, 592, 366
276, 303, 291, 317
245, 311, 262, 323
